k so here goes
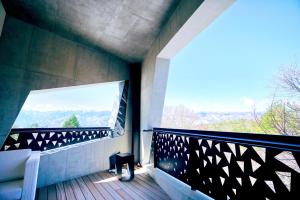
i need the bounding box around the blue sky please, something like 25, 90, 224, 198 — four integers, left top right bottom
164, 0, 300, 112
22, 82, 119, 111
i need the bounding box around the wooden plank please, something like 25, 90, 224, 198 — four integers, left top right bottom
48, 185, 57, 200
138, 173, 167, 192
94, 172, 123, 200
88, 174, 114, 200
81, 176, 105, 200
100, 173, 132, 200
102, 173, 144, 200
76, 177, 96, 200
134, 175, 169, 200
136, 175, 161, 191
56, 183, 66, 200
135, 174, 168, 196
98, 172, 121, 190
115, 188, 134, 200
101, 173, 141, 200
63, 181, 77, 200
139, 173, 170, 199
138, 173, 160, 185
39, 171, 168, 200
138, 173, 157, 184
105, 173, 151, 200
70, 179, 86, 200
38, 187, 48, 200
127, 178, 157, 200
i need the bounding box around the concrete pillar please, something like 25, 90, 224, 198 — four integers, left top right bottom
0, 1, 5, 37
140, 58, 170, 164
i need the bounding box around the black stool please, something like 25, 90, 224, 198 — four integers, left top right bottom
116, 153, 134, 181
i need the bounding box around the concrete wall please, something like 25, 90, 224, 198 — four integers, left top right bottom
149, 167, 212, 200
0, 1, 5, 37
38, 136, 130, 187
0, 16, 132, 186
0, 16, 131, 146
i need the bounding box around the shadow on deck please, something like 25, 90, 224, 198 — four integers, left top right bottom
37, 169, 170, 200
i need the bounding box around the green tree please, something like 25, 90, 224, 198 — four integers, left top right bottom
258, 101, 299, 135
206, 119, 263, 134
63, 114, 80, 128
254, 64, 300, 135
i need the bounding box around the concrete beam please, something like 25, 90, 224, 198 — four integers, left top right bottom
0, 1, 5, 37
158, 0, 235, 59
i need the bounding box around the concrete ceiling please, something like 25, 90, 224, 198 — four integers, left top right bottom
1, 0, 180, 62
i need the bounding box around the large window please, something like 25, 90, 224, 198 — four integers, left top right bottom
162, 0, 300, 136
13, 81, 120, 128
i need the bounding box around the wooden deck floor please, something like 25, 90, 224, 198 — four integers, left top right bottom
37, 170, 170, 200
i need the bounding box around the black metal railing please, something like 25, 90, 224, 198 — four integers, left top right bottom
153, 128, 300, 200
1, 127, 112, 151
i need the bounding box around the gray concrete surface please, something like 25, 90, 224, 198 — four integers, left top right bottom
158, 0, 235, 59
37, 135, 130, 188
140, 0, 235, 164
150, 167, 213, 200
1, 0, 180, 62
0, 1, 5, 37
0, 16, 132, 155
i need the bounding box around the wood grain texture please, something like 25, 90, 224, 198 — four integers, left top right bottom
69, 179, 86, 200
56, 183, 66, 200
37, 171, 170, 200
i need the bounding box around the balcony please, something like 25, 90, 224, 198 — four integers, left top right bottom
1, 126, 300, 199
1, 0, 299, 200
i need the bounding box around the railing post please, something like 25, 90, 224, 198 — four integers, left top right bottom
189, 136, 197, 191
153, 130, 157, 168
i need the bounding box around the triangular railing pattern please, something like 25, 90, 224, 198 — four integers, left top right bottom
153, 128, 300, 199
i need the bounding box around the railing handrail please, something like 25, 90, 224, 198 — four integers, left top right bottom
10, 127, 111, 132
154, 127, 300, 152
2, 127, 112, 152
143, 129, 153, 132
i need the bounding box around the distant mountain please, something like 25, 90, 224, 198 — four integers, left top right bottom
14, 111, 263, 128
196, 111, 263, 124
13, 111, 111, 128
